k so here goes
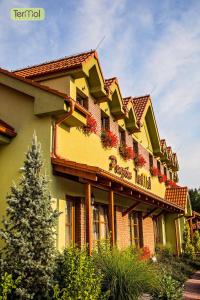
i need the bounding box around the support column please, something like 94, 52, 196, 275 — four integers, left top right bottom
108, 190, 115, 247
189, 219, 193, 241
85, 183, 93, 255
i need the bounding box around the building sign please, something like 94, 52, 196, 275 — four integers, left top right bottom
135, 171, 151, 190
109, 156, 132, 180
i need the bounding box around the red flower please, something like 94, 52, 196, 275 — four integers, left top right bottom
159, 174, 167, 183
82, 115, 97, 135
166, 179, 177, 187
101, 130, 118, 149
134, 154, 146, 168
150, 167, 160, 176
119, 144, 135, 161
139, 246, 151, 261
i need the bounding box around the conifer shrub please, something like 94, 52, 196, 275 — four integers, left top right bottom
53, 247, 104, 300
0, 273, 20, 300
182, 223, 195, 259
193, 230, 200, 253
0, 134, 59, 299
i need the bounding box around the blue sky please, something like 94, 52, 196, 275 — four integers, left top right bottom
0, 0, 200, 188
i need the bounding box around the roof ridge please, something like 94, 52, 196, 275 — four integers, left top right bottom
105, 77, 117, 81
12, 49, 95, 72
132, 94, 150, 100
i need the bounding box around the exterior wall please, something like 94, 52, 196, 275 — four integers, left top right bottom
165, 213, 179, 254
143, 217, 155, 254
0, 84, 52, 234
115, 206, 130, 249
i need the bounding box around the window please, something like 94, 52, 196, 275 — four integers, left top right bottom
129, 212, 142, 249
157, 160, 161, 173
164, 166, 167, 176
119, 128, 126, 145
101, 115, 110, 131
169, 171, 172, 180
65, 199, 75, 246
133, 139, 138, 155
93, 205, 109, 246
76, 91, 88, 109
149, 154, 153, 169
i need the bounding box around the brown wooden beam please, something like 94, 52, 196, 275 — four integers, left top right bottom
112, 183, 123, 191
98, 177, 112, 187
122, 202, 140, 217
154, 209, 165, 218
54, 165, 97, 181
85, 183, 93, 255
108, 190, 115, 247
143, 207, 159, 219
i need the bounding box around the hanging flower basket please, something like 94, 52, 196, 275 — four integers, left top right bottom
150, 167, 160, 176
158, 174, 167, 183
119, 144, 135, 161
101, 130, 118, 149
81, 115, 97, 135
134, 154, 146, 168
139, 246, 151, 261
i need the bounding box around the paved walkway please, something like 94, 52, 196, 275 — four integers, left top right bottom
184, 271, 200, 300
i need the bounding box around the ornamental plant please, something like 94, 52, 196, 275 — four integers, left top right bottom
193, 230, 200, 253
139, 246, 151, 261
0, 133, 59, 299
166, 179, 177, 187
134, 154, 146, 168
119, 144, 135, 161
158, 174, 167, 183
182, 223, 195, 259
81, 115, 97, 135
101, 130, 118, 149
150, 167, 160, 176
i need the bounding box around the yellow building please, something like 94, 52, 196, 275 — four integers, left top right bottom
0, 50, 192, 255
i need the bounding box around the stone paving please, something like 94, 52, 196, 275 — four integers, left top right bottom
183, 271, 200, 300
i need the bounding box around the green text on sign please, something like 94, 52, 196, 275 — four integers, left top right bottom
11, 8, 45, 21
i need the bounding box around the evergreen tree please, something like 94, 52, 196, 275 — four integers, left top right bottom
189, 188, 200, 213
193, 230, 200, 253
182, 222, 195, 259
0, 134, 59, 299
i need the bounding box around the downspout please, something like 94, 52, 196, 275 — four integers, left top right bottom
52, 99, 75, 159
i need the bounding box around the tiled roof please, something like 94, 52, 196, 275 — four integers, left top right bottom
0, 68, 89, 117
160, 139, 166, 147
165, 187, 188, 209
0, 119, 16, 137
105, 77, 118, 89
13, 50, 96, 79
123, 95, 150, 124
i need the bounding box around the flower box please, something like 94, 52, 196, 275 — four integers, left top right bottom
134, 154, 146, 168
81, 115, 97, 135
119, 144, 135, 161
158, 174, 167, 183
150, 167, 160, 176
166, 179, 177, 187
101, 130, 118, 149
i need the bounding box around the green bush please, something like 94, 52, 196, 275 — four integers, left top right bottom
94, 246, 158, 300
53, 246, 104, 300
193, 230, 200, 252
152, 268, 183, 300
182, 223, 195, 259
0, 272, 20, 300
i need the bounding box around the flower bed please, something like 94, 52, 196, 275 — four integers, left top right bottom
119, 144, 135, 161
101, 130, 118, 149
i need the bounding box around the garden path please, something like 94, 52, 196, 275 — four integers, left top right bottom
183, 270, 200, 300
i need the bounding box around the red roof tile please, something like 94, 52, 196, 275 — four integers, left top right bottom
165, 187, 188, 209
123, 95, 150, 124
0, 119, 16, 137
13, 50, 96, 79
105, 77, 118, 89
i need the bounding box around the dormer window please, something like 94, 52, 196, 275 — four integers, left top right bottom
164, 166, 167, 176
101, 112, 110, 131
133, 139, 139, 155
157, 160, 161, 173
119, 128, 126, 145
149, 154, 153, 169
76, 90, 88, 110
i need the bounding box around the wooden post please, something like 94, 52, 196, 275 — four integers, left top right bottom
189, 219, 193, 241
108, 190, 115, 247
85, 183, 93, 255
